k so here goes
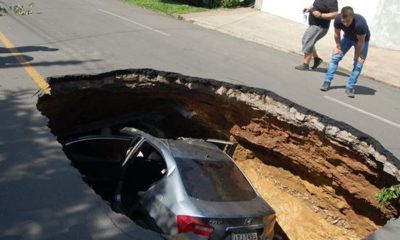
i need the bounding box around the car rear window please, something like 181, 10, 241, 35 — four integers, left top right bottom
175, 158, 257, 202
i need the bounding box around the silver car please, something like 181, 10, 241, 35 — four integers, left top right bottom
63, 127, 276, 240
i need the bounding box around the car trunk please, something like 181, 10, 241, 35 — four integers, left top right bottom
188, 197, 275, 240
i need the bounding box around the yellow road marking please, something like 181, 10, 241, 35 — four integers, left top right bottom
0, 32, 50, 94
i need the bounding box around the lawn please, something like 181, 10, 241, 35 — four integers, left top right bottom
123, 0, 208, 15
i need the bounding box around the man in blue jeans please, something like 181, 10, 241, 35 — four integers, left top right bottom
320, 6, 370, 98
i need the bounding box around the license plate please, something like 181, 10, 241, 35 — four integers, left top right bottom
231, 232, 258, 240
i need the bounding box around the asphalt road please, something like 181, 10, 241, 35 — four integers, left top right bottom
0, 0, 399, 239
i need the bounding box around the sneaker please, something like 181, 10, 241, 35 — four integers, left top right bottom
320, 81, 330, 91
312, 57, 323, 70
295, 63, 310, 71
345, 88, 355, 98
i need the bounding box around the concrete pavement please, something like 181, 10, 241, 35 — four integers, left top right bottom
182, 8, 400, 88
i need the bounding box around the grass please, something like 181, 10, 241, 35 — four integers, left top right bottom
123, 0, 208, 15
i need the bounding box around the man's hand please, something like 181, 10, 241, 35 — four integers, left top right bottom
357, 56, 365, 64
312, 10, 322, 18
333, 47, 341, 55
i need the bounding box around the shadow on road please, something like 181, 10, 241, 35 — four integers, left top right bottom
0, 45, 101, 69
0, 46, 59, 54
0, 89, 153, 240
329, 85, 377, 95
313, 67, 350, 77
0, 54, 101, 69
0, 54, 34, 67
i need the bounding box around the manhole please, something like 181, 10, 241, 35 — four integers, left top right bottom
37, 69, 400, 240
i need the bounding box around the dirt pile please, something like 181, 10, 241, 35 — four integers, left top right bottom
37, 69, 400, 239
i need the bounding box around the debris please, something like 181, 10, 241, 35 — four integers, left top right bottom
6, 2, 35, 15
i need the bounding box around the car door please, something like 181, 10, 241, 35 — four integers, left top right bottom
63, 135, 136, 202
115, 141, 169, 222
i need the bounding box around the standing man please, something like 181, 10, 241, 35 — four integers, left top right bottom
295, 0, 338, 71
320, 6, 370, 98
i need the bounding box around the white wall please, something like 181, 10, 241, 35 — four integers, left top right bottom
261, 0, 400, 50
370, 0, 400, 50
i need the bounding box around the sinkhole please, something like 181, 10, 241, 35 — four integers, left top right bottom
37, 69, 400, 240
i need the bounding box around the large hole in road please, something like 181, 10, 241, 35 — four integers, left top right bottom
37, 69, 400, 239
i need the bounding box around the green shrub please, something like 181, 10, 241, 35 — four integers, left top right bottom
220, 0, 241, 7
375, 184, 400, 207
0, 4, 7, 15
212, 0, 241, 8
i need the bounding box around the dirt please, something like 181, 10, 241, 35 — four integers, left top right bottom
234, 144, 377, 240
226, 118, 398, 225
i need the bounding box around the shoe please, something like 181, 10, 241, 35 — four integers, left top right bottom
320, 81, 330, 91
345, 88, 355, 98
312, 57, 323, 70
295, 63, 310, 71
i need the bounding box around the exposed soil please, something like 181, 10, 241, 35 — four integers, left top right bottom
37, 69, 400, 240
234, 144, 375, 239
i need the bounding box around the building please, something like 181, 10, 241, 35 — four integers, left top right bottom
256, 0, 400, 50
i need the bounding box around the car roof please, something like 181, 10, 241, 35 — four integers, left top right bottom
121, 127, 230, 162
165, 138, 230, 161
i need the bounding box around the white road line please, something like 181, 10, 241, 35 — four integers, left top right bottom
98, 9, 170, 37
324, 95, 400, 129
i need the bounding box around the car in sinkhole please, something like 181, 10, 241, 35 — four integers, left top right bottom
62, 127, 277, 240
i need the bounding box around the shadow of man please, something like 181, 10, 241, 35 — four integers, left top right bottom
0, 46, 58, 54
313, 67, 349, 77
0, 54, 34, 68
328, 85, 376, 95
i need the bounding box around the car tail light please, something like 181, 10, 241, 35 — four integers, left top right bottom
177, 215, 213, 237
262, 214, 276, 240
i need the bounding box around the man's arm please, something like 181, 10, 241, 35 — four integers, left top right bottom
333, 28, 341, 54
320, 11, 338, 20
313, 0, 338, 20
355, 34, 366, 63
312, 11, 337, 20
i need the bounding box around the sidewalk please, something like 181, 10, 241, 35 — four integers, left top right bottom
182, 8, 400, 88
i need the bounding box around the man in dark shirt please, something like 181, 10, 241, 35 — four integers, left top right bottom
320, 6, 371, 97
295, 0, 338, 71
